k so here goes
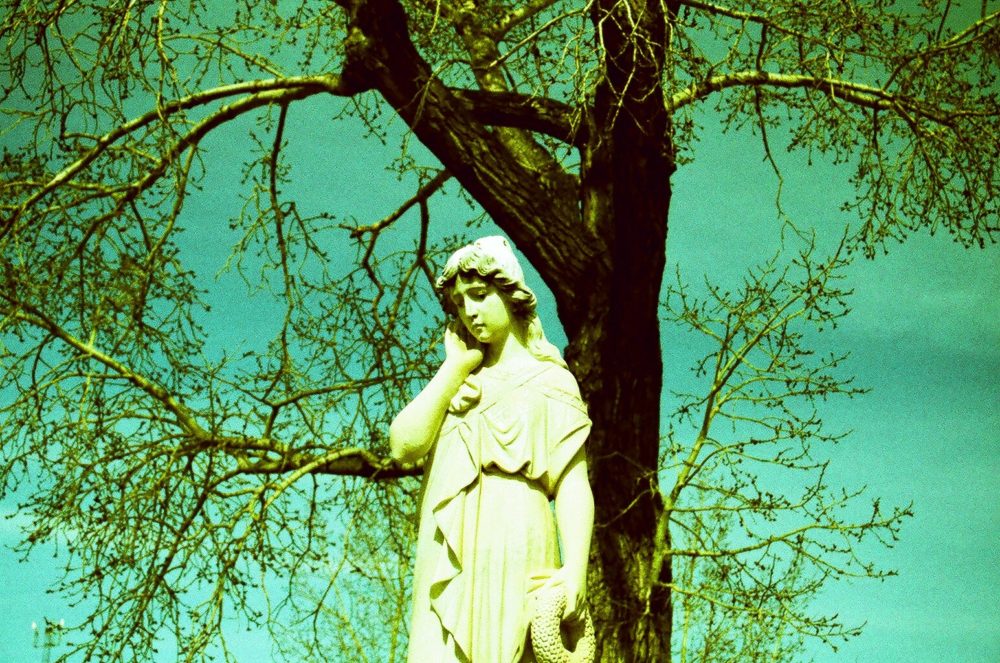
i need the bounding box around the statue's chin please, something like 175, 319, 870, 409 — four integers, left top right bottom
471, 327, 495, 343
471, 323, 512, 347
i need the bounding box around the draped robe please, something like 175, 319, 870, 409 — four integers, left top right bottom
405, 361, 591, 663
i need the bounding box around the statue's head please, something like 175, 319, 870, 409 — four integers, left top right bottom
435, 236, 565, 366
435, 236, 537, 321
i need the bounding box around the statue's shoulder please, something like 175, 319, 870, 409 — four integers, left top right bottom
532, 363, 584, 402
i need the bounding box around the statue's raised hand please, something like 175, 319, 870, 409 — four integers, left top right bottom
443, 322, 484, 374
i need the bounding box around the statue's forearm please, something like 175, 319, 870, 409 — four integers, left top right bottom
554, 450, 594, 584
389, 360, 469, 463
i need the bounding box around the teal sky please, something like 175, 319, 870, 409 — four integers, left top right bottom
667, 121, 1000, 663
2, 36, 999, 663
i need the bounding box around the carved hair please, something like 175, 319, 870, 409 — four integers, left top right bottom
435, 238, 566, 368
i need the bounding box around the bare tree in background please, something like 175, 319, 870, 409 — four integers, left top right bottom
1, 0, 996, 660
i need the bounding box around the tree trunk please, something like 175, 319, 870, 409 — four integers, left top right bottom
566, 176, 674, 660
566, 301, 673, 662
563, 1, 677, 659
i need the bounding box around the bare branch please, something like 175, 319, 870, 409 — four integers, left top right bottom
2, 75, 364, 240
237, 446, 422, 479
490, 0, 563, 39
4, 301, 209, 441
667, 69, 994, 124
344, 169, 452, 237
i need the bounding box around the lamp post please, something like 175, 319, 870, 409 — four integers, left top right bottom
31, 618, 65, 663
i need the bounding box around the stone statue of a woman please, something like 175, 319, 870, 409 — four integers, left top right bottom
390, 236, 595, 662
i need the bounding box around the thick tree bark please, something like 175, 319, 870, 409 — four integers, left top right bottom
565, 2, 676, 660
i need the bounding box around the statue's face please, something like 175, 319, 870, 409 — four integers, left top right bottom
450, 273, 514, 345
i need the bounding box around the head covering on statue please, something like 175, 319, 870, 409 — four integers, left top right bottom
435, 235, 566, 368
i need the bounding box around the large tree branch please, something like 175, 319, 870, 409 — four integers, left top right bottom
450, 88, 588, 146
335, 0, 600, 323
667, 69, 997, 125
3, 296, 420, 481
408, 0, 588, 223
5, 302, 211, 442
1, 75, 365, 242
236, 446, 422, 479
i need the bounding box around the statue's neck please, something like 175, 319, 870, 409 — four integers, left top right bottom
482, 325, 533, 369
